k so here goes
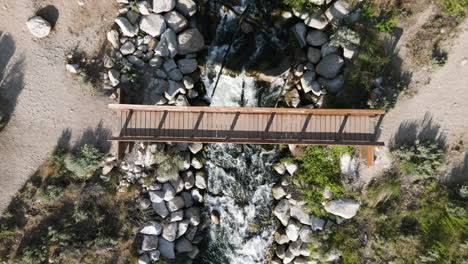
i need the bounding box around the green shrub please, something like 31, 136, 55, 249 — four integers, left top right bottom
152, 145, 185, 181
391, 141, 445, 180
440, 0, 468, 20
282, 0, 320, 12
366, 172, 401, 207
64, 144, 103, 179
37, 184, 64, 204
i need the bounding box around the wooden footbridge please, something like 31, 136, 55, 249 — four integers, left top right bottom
109, 104, 385, 166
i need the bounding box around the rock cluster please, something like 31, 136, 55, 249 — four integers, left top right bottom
284, 0, 359, 109
112, 142, 205, 262
103, 0, 204, 104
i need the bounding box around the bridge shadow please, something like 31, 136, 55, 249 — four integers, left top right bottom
0, 32, 25, 131
390, 112, 446, 149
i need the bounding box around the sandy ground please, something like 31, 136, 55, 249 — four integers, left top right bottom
0, 0, 118, 212
360, 16, 468, 185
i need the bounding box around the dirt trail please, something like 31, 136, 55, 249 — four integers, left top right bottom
0, 0, 118, 212
360, 17, 468, 184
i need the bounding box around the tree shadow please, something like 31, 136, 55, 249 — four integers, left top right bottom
73, 121, 112, 152
35, 5, 59, 28
0, 32, 25, 130
390, 112, 447, 149
448, 152, 468, 185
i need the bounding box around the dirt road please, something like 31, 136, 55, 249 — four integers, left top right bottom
0, 0, 118, 212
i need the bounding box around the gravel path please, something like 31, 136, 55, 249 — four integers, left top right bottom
0, 0, 118, 212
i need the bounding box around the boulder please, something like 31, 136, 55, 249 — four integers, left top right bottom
306, 30, 328, 47
185, 225, 197, 241
177, 58, 198, 74
162, 183, 176, 201
272, 185, 287, 200
304, 11, 329, 30
321, 42, 339, 57
182, 170, 195, 189
316, 54, 344, 79
284, 162, 298, 175
187, 88, 198, 99
177, 28, 205, 55
273, 199, 291, 226
273, 163, 286, 175
127, 55, 145, 67
161, 28, 178, 58
149, 250, 161, 261
299, 225, 314, 243
324, 198, 360, 219
292, 8, 309, 19
185, 207, 201, 226
107, 29, 120, 49
307, 47, 321, 64
140, 14, 166, 37
191, 188, 203, 202
274, 230, 290, 244
140, 222, 163, 235
317, 75, 344, 94
142, 235, 158, 251
169, 210, 184, 222
26, 16, 51, 38
149, 56, 163, 68
175, 237, 193, 253
108, 69, 120, 87
177, 219, 190, 238
195, 171, 207, 189
137, 1, 151, 15
126, 10, 140, 25
163, 59, 178, 72
169, 69, 184, 81
120, 41, 136, 55
115, 17, 138, 37
284, 88, 300, 108
191, 157, 203, 169
175, 0, 197, 17
165, 80, 186, 100
311, 216, 326, 231
293, 257, 311, 264
152, 0, 176, 13
300, 71, 320, 96
159, 238, 176, 259
164, 11, 188, 33
290, 205, 312, 225
139, 198, 151, 209
170, 176, 184, 193
286, 220, 301, 241
299, 243, 311, 257
276, 244, 286, 259
289, 240, 302, 256
181, 191, 194, 207
283, 248, 295, 264
154, 37, 169, 57
152, 201, 169, 218
210, 209, 221, 225
138, 254, 150, 264
162, 222, 178, 241
183, 76, 194, 89
166, 196, 185, 212
292, 23, 307, 48
188, 143, 203, 154
325, 0, 352, 21
187, 245, 200, 259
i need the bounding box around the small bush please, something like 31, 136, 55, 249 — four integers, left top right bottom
366, 172, 401, 207
64, 144, 103, 179
282, 0, 320, 12
440, 0, 468, 20
152, 145, 185, 181
391, 141, 445, 180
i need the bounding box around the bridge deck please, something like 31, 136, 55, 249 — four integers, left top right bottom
109, 104, 385, 148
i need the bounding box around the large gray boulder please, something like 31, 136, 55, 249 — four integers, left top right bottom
325, 0, 353, 21
176, 0, 197, 17
274, 230, 290, 244
273, 199, 291, 226
159, 238, 176, 259
307, 47, 321, 64
161, 28, 178, 58
289, 240, 302, 256
185, 226, 197, 241
300, 71, 320, 96
115, 17, 138, 37
299, 225, 314, 243
177, 219, 190, 238
107, 29, 120, 49
166, 196, 185, 212
195, 171, 207, 189
185, 207, 201, 226
306, 30, 328, 47
276, 244, 286, 259
153, 0, 176, 13
316, 54, 344, 79
318, 75, 344, 94
181, 170, 195, 189
272, 185, 287, 200
164, 11, 188, 33
177, 58, 198, 74
120, 41, 136, 55
292, 23, 307, 48
304, 11, 329, 30
290, 205, 312, 225
175, 237, 193, 253
181, 191, 194, 207
324, 198, 360, 219
286, 220, 300, 241
142, 235, 158, 251
140, 14, 166, 37
177, 28, 205, 55
311, 216, 326, 231
26, 16, 51, 38
162, 222, 178, 241
152, 201, 169, 218
140, 222, 163, 235
162, 183, 176, 201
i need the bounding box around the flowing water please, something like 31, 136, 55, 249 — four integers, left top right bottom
194, 1, 289, 263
